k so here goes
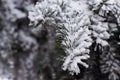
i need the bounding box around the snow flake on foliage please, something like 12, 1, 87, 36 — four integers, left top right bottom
90, 15, 110, 46
89, 0, 120, 25
28, 0, 92, 75
60, 0, 92, 75
100, 51, 120, 80
61, 7, 92, 74
63, 54, 90, 75
62, 24, 92, 74
28, 0, 63, 26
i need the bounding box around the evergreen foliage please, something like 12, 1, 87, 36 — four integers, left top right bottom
29, 0, 120, 80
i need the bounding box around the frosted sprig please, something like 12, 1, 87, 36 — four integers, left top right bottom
28, 0, 92, 75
